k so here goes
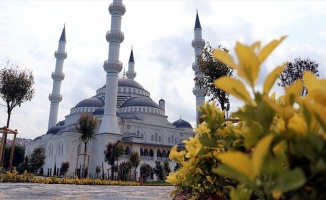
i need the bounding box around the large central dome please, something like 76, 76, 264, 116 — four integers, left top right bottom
102, 79, 144, 90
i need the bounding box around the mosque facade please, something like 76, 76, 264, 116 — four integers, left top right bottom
26, 0, 205, 180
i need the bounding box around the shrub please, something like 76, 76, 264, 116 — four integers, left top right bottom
0, 167, 140, 186
167, 36, 326, 200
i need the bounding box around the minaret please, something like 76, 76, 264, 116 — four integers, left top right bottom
98, 0, 125, 134
126, 47, 136, 80
48, 25, 67, 129
192, 10, 206, 123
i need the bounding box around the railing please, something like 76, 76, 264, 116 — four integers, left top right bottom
140, 156, 154, 161
109, 2, 126, 10
104, 60, 123, 66
192, 39, 205, 43
121, 155, 130, 159
106, 30, 124, 37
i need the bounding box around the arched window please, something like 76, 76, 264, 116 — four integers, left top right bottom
167, 150, 170, 158
128, 88, 131, 93
144, 148, 149, 156
155, 133, 157, 142
151, 135, 154, 141
168, 137, 170, 143
77, 144, 81, 154
175, 138, 177, 144
48, 144, 53, 157
162, 150, 167, 158
125, 146, 130, 155
159, 136, 161, 142
123, 88, 126, 92
157, 149, 161, 158
172, 135, 174, 142
137, 130, 140, 137
149, 149, 154, 157
140, 148, 144, 156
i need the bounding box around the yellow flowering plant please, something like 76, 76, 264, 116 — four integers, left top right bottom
167, 37, 326, 200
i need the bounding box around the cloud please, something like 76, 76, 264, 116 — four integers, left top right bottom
0, 1, 325, 140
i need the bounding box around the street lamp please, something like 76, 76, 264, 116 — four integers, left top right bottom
111, 133, 141, 180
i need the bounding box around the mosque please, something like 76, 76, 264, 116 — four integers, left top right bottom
25, 0, 206, 179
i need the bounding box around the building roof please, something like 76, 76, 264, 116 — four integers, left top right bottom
46, 126, 65, 135
102, 79, 144, 90
129, 49, 134, 62
172, 119, 192, 129
59, 25, 66, 42
74, 97, 104, 108
195, 13, 202, 29
120, 97, 160, 108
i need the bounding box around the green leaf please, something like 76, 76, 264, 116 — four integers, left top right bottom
212, 164, 258, 191
199, 133, 218, 148
230, 186, 251, 200
252, 134, 274, 175
274, 168, 306, 192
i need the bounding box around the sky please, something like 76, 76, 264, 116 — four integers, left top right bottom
0, 1, 326, 140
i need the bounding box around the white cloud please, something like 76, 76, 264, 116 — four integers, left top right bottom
0, 1, 325, 140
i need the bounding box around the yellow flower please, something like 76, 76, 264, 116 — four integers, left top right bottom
213, 36, 286, 87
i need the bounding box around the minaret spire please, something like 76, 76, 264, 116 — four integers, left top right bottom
48, 25, 67, 129
126, 46, 136, 80
98, 0, 126, 135
192, 10, 205, 124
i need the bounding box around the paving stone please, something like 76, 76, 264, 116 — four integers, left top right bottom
0, 183, 174, 200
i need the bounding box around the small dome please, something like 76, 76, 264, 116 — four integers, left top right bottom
33, 136, 42, 141
172, 119, 192, 129
75, 97, 104, 108
55, 120, 65, 126
57, 126, 76, 134
102, 79, 144, 90
120, 97, 160, 108
46, 126, 65, 135
93, 107, 104, 115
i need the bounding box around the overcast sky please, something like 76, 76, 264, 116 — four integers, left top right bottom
0, 1, 325, 140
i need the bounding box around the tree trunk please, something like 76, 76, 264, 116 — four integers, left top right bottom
0, 109, 11, 167
83, 142, 87, 178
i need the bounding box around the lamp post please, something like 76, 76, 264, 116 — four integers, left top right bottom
111, 133, 141, 180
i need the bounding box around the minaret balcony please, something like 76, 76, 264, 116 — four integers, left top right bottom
192, 62, 199, 71
106, 30, 124, 43
126, 71, 136, 79
109, 2, 126, 16
49, 94, 62, 102
54, 51, 67, 59
192, 39, 205, 49
51, 72, 65, 81
193, 87, 206, 96
103, 60, 123, 73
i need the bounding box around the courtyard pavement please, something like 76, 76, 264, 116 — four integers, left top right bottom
0, 183, 174, 200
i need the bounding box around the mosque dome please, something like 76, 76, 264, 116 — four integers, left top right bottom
75, 97, 104, 108
120, 97, 160, 108
102, 79, 144, 90
46, 126, 65, 135
172, 119, 192, 129
93, 107, 104, 115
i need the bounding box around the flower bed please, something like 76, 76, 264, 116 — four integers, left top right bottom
0, 168, 140, 186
